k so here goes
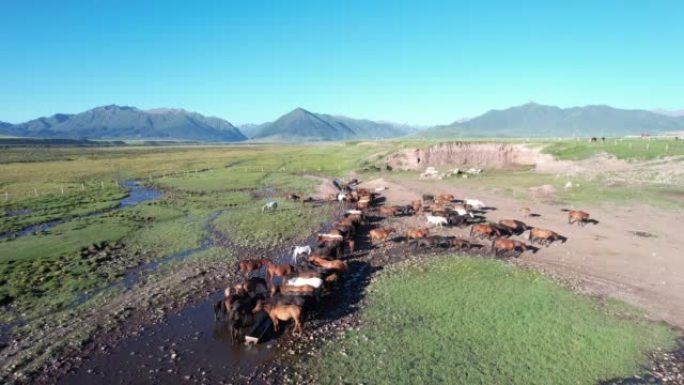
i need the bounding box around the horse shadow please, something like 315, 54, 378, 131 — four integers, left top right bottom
528, 213, 542, 218
585, 219, 600, 225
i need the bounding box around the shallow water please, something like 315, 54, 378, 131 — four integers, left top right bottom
0, 181, 163, 241
56, 292, 276, 385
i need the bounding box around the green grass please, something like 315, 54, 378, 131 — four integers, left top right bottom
212, 200, 334, 248
543, 139, 684, 160
391, 168, 684, 208
307, 257, 676, 385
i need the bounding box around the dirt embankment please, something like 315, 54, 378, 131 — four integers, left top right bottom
386, 142, 546, 171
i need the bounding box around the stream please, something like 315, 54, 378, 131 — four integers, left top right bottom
0, 180, 163, 241
55, 212, 337, 385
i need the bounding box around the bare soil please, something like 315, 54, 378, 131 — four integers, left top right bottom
361, 175, 684, 328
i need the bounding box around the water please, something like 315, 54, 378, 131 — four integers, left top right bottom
117, 180, 163, 209
0, 181, 163, 241
56, 292, 276, 385
56, 211, 338, 385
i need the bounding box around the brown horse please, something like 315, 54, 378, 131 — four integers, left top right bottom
437, 193, 455, 204
237, 258, 268, 276
528, 227, 567, 246
498, 219, 530, 236
265, 261, 294, 285
308, 255, 348, 272
470, 224, 502, 240
254, 300, 303, 336
448, 238, 474, 250
378, 206, 397, 216
491, 238, 533, 257
405, 228, 430, 240
566, 210, 591, 226
369, 228, 396, 243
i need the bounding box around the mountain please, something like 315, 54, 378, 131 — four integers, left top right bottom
421, 103, 684, 138
653, 109, 684, 117
248, 108, 416, 141
0, 105, 247, 142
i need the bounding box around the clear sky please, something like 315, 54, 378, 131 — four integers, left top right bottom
1, 0, 682, 125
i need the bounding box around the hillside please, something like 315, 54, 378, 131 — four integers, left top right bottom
421, 103, 684, 138
0, 105, 247, 142
248, 108, 415, 141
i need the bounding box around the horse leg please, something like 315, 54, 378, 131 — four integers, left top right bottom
294, 317, 303, 336
270, 315, 279, 333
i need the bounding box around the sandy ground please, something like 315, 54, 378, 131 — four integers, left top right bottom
358, 176, 684, 329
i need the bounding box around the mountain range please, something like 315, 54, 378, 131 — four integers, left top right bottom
2, 103, 684, 142
243, 107, 417, 141
420, 103, 684, 138
0, 105, 246, 142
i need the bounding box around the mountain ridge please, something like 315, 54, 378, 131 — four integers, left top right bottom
0, 105, 247, 142
421, 103, 684, 138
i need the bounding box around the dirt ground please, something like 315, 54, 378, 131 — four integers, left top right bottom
358, 176, 684, 329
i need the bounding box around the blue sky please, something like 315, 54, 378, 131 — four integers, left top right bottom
1, 0, 682, 125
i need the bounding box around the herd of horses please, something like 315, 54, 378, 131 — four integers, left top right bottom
214, 181, 595, 342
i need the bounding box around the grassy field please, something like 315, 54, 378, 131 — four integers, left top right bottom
542, 138, 684, 160
307, 256, 676, 385
0, 142, 394, 322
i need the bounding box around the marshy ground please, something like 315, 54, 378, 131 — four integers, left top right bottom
1, 139, 683, 385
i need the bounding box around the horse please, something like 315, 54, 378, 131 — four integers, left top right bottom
520, 207, 531, 218
253, 300, 303, 336
470, 224, 502, 240
528, 227, 567, 246
405, 228, 430, 240
286, 193, 301, 201
262, 201, 278, 212
426, 215, 448, 227
562, 209, 591, 226
237, 258, 268, 276
286, 276, 324, 289
369, 228, 396, 243
491, 238, 534, 257
464, 199, 486, 210
265, 261, 294, 285
498, 219, 530, 236
228, 277, 268, 297
308, 255, 348, 272
292, 245, 312, 264
378, 206, 397, 216
437, 193, 455, 204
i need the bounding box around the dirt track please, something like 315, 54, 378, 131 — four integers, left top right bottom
359, 176, 684, 329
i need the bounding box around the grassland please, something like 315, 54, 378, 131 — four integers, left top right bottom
542, 138, 684, 160
307, 256, 676, 385
0, 143, 395, 323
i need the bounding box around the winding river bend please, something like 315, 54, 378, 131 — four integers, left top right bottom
0, 180, 164, 241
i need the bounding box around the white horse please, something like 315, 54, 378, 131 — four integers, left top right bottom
426, 215, 448, 227
262, 201, 278, 212
292, 245, 312, 264
451, 208, 474, 218
464, 199, 486, 210
286, 277, 323, 289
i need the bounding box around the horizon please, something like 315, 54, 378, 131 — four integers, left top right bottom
2, 1, 683, 125
2, 101, 684, 128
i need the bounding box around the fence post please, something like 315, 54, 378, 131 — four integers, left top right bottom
81, 183, 85, 191
34, 188, 38, 197
4, 192, 7, 201
61, 185, 64, 195
101, 181, 105, 189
